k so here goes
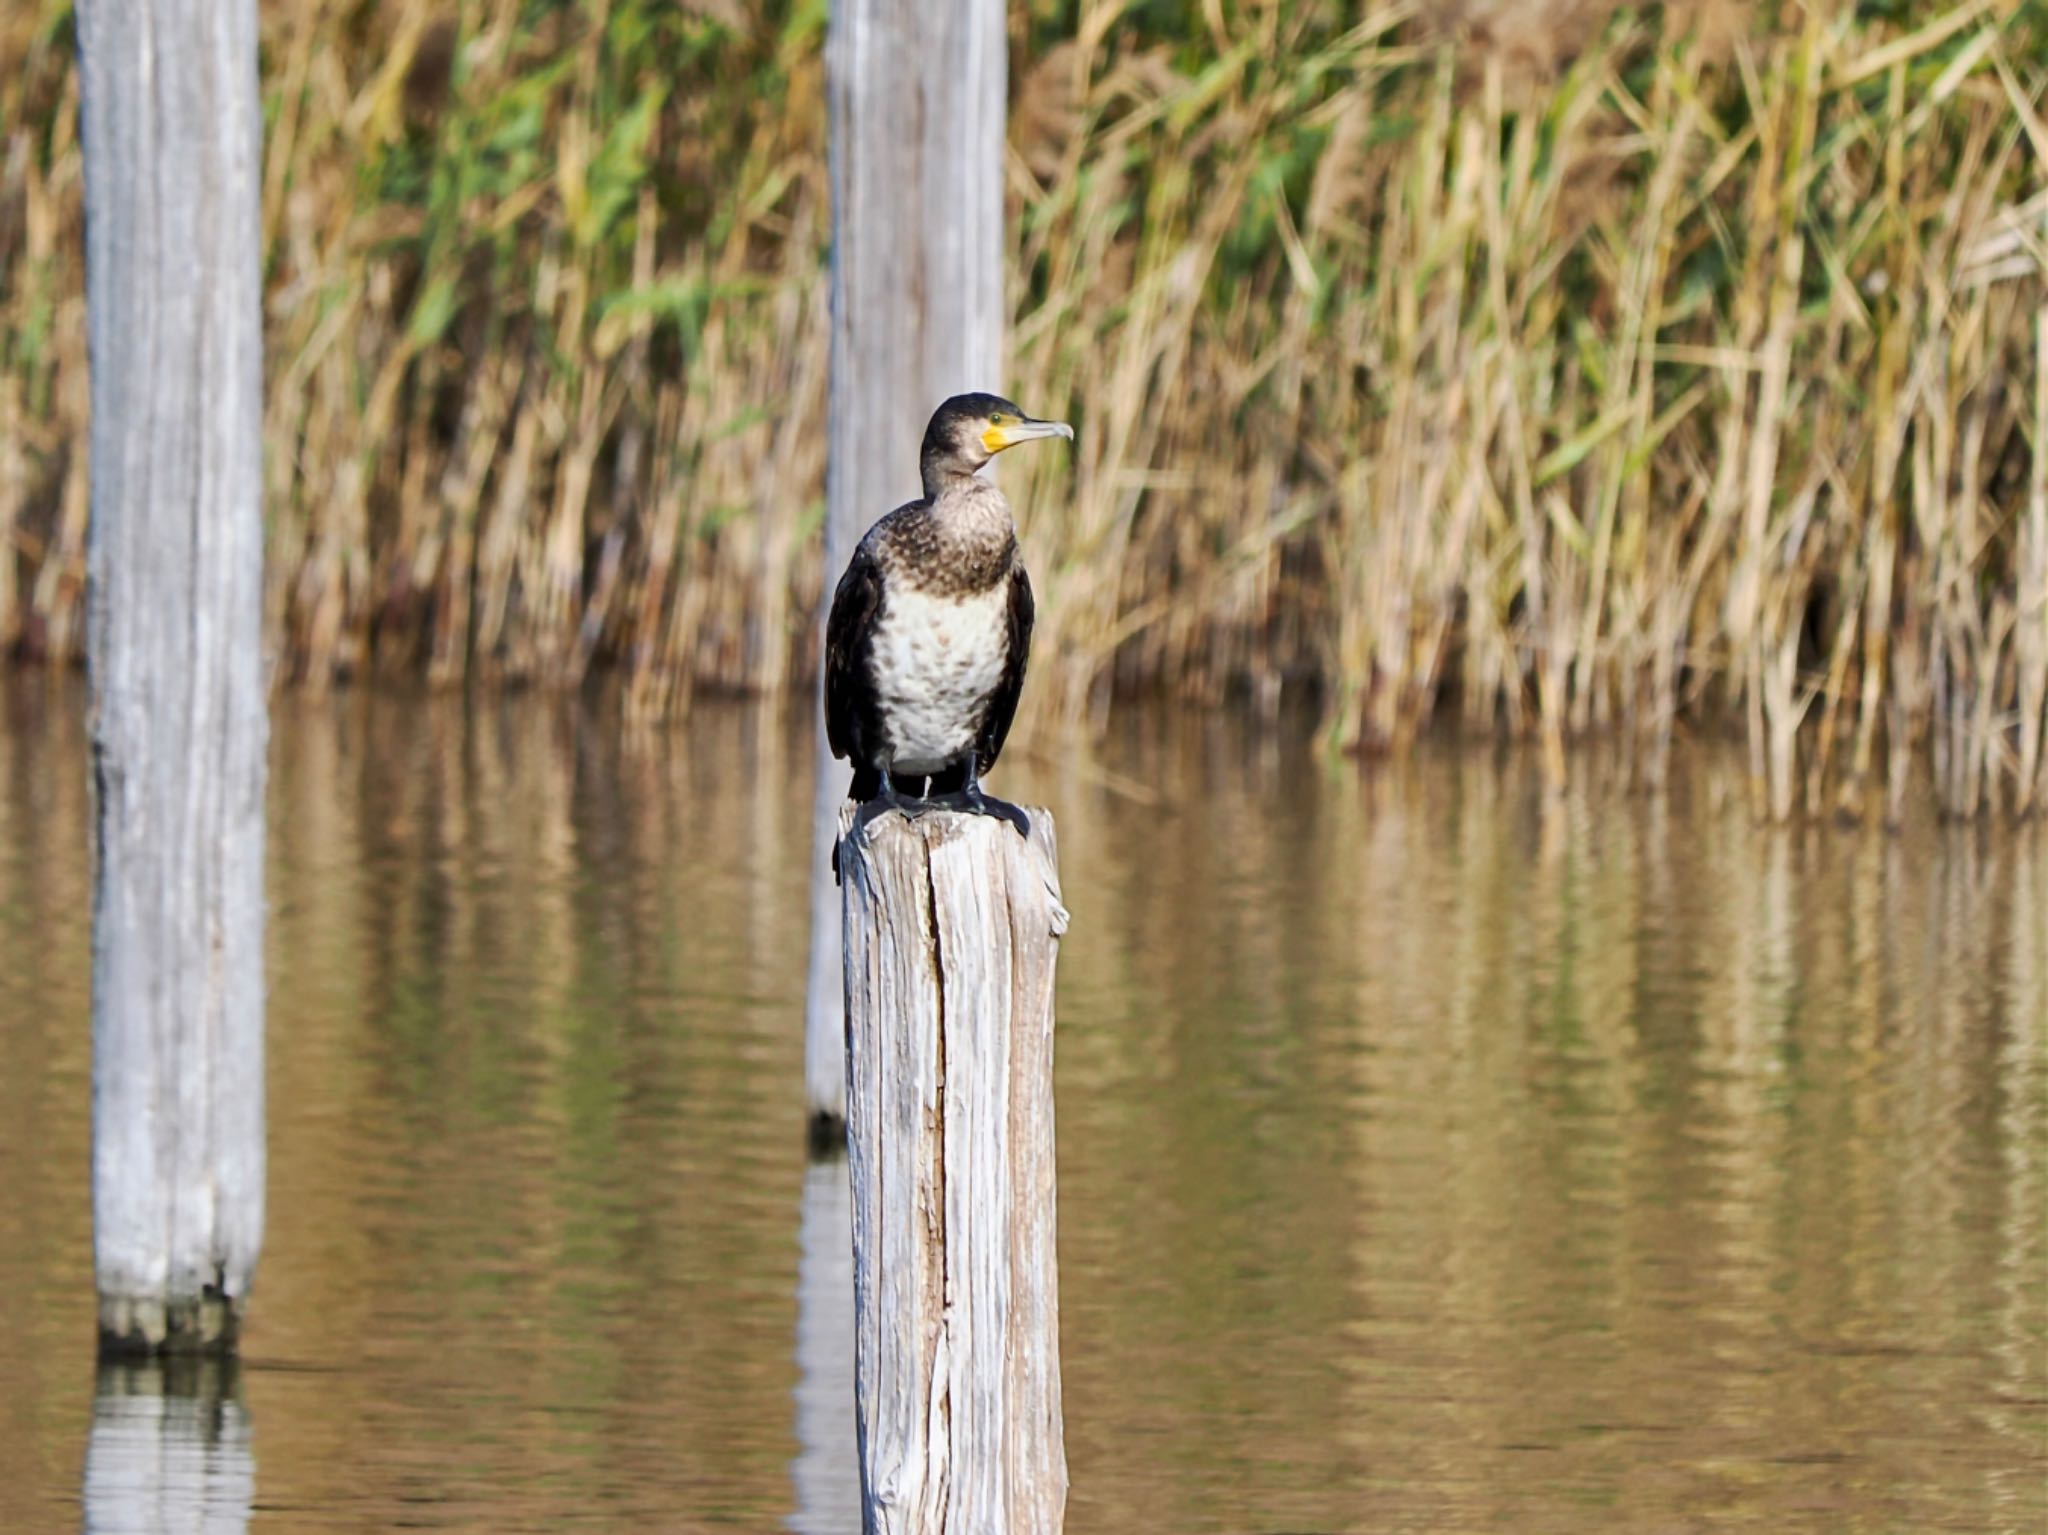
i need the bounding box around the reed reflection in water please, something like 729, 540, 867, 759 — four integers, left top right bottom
0, 674, 2039, 1533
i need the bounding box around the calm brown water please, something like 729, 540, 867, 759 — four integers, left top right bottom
0, 674, 2042, 1534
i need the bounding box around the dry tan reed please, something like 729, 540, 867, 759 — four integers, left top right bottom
1, 0, 2042, 817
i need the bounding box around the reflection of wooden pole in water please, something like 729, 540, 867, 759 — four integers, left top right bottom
837, 807, 1068, 1535
790, 1154, 862, 1534
75, 0, 268, 1354
84, 1358, 255, 1535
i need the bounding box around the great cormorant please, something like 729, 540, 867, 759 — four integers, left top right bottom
825, 392, 1073, 844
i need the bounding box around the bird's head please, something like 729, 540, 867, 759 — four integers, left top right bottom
920, 393, 1073, 489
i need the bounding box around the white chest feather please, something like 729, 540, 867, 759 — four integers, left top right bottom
869, 585, 1009, 773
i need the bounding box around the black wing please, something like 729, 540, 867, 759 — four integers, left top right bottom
976, 562, 1034, 773
824, 536, 884, 770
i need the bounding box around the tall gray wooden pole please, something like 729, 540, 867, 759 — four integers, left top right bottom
838, 807, 1068, 1535
805, 0, 1007, 1134
77, 0, 269, 1354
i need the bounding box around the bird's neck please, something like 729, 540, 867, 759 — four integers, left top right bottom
924, 472, 1014, 543
901, 473, 1015, 592
920, 456, 992, 500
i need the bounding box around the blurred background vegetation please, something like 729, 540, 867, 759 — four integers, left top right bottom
0, 0, 2042, 817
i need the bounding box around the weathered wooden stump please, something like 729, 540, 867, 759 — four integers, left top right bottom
837, 805, 1068, 1535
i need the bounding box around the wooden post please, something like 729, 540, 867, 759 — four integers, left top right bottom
76, 0, 269, 1353
838, 807, 1068, 1535
805, 0, 1007, 1136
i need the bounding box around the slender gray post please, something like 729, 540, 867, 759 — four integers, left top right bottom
77, 0, 269, 1353
838, 807, 1068, 1535
805, 0, 1007, 1134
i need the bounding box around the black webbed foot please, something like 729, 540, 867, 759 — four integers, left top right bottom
961, 792, 1031, 840
939, 759, 1031, 840
838, 775, 940, 882
837, 763, 1025, 885
847, 794, 899, 842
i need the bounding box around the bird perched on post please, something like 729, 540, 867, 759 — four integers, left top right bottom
826, 392, 1073, 845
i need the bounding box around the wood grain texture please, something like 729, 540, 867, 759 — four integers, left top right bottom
805, 0, 1007, 1128
838, 806, 1068, 1535
76, 0, 269, 1353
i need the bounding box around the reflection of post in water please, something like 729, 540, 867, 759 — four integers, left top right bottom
790, 1152, 861, 1535
83, 1357, 254, 1535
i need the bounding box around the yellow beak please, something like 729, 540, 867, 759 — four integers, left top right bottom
981, 418, 1075, 455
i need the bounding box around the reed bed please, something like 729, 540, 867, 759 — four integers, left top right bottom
1, 0, 2042, 817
